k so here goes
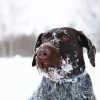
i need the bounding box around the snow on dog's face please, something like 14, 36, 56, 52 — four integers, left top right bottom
32, 27, 96, 74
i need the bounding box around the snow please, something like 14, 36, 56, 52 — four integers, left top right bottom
61, 64, 73, 73
0, 56, 42, 100
0, 53, 100, 100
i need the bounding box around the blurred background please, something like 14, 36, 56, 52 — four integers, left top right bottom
0, 0, 100, 100
0, 0, 100, 57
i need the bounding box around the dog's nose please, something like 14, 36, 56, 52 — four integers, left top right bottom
37, 48, 50, 59
36, 43, 62, 69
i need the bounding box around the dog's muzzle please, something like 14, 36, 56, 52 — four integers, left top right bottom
36, 43, 62, 71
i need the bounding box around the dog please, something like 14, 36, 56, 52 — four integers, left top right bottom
30, 27, 96, 100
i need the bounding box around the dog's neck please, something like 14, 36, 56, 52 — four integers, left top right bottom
42, 59, 85, 82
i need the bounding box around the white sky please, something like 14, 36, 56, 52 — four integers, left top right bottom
1, 0, 98, 38
0, 0, 82, 36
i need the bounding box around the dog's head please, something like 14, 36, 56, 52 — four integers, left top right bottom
32, 27, 96, 72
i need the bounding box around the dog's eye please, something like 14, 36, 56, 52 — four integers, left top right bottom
57, 34, 70, 41
56, 33, 63, 38
62, 35, 69, 40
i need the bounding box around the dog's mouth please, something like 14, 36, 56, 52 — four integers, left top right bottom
37, 59, 61, 72
40, 62, 51, 68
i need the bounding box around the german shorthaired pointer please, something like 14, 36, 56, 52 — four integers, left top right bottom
30, 27, 96, 100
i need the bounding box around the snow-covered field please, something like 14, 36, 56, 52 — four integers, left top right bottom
0, 53, 100, 100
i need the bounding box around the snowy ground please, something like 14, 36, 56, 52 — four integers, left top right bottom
0, 53, 100, 100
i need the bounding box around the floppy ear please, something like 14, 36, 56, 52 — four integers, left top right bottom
78, 31, 96, 67
32, 33, 43, 67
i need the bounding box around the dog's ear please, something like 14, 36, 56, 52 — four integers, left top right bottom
32, 33, 44, 67
78, 31, 96, 67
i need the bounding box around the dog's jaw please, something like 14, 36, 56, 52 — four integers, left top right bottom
42, 60, 82, 83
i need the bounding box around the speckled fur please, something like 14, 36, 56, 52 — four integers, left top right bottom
29, 72, 96, 100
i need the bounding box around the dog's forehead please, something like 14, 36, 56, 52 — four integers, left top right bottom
45, 28, 68, 37
46, 27, 77, 35
42, 27, 79, 42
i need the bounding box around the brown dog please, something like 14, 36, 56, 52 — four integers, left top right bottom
30, 27, 96, 100
32, 27, 96, 76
